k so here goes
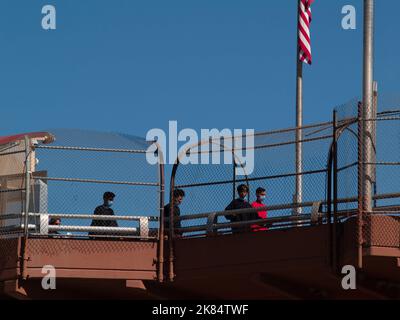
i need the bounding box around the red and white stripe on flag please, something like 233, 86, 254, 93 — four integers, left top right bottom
298, 0, 314, 65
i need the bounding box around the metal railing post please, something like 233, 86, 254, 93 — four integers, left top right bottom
23, 136, 31, 236
332, 111, 339, 272
168, 163, 179, 282
372, 81, 378, 208
357, 102, 365, 269
232, 137, 236, 201
327, 137, 333, 268
19, 135, 31, 280
157, 145, 165, 283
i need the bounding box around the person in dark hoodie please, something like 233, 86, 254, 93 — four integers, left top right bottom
225, 184, 258, 234
90, 191, 118, 238
164, 189, 185, 238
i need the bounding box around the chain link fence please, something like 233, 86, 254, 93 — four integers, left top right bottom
27, 129, 163, 241
0, 139, 26, 238
335, 95, 400, 250
0, 136, 29, 268
365, 96, 400, 248
1, 129, 164, 252
170, 123, 334, 237
2, 98, 399, 282
0, 134, 49, 278
170, 94, 400, 243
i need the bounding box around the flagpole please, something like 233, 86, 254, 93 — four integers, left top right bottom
357, 0, 374, 269
361, 0, 374, 214
295, 0, 303, 215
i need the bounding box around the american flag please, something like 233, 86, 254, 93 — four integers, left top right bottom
298, 0, 314, 65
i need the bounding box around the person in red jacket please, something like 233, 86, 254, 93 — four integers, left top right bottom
251, 187, 268, 231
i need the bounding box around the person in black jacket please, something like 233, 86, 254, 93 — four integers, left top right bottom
164, 189, 185, 238
90, 192, 118, 238
225, 184, 258, 234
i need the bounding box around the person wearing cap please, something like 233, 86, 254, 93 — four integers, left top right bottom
90, 192, 118, 238
224, 184, 258, 234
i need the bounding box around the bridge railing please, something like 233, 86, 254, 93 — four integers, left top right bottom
334, 96, 400, 269
0, 212, 159, 239
20, 129, 164, 241
165, 97, 400, 279
0, 129, 166, 282
168, 98, 400, 240
175, 191, 400, 238
168, 121, 335, 238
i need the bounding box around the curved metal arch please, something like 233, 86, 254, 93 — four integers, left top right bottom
170, 136, 251, 203
324, 106, 398, 271
167, 134, 251, 282
325, 114, 361, 209
150, 140, 165, 283
324, 113, 360, 271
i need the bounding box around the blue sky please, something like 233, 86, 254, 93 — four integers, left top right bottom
1, 0, 399, 138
